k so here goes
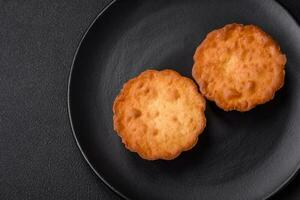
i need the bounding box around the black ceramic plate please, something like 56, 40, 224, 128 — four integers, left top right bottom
68, 0, 300, 199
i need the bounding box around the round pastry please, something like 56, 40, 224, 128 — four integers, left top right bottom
193, 23, 286, 111
113, 69, 206, 160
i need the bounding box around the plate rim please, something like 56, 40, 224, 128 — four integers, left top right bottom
67, 0, 300, 199
67, 0, 129, 199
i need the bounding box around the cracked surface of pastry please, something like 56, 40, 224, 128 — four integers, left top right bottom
193, 24, 286, 111
113, 69, 206, 160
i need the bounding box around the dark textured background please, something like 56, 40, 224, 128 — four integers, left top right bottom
0, 0, 299, 199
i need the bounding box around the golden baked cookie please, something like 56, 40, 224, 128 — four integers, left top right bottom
113, 70, 206, 160
193, 24, 286, 111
